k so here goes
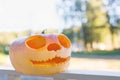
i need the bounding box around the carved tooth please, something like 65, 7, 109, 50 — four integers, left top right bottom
49, 57, 54, 61
31, 58, 35, 61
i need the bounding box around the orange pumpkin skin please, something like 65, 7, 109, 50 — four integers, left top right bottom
9, 34, 71, 75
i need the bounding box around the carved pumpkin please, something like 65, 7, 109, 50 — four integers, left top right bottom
9, 34, 71, 75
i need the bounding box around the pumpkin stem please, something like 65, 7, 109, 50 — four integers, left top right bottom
41, 29, 47, 34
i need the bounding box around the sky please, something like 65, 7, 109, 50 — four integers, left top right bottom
0, 0, 64, 32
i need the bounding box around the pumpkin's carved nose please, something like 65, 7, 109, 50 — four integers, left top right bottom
47, 43, 61, 51
25, 35, 46, 49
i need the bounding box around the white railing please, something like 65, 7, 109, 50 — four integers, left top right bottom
0, 66, 120, 80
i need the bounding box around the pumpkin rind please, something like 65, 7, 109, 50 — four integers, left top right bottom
9, 34, 71, 75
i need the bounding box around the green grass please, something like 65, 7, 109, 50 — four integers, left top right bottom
0, 52, 9, 64
72, 50, 120, 57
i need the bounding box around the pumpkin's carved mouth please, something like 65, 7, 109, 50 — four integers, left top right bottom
30, 56, 70, 65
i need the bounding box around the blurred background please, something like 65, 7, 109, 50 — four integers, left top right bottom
0, 0, 120, 72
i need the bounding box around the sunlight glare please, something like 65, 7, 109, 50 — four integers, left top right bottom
0, 0, 63, 32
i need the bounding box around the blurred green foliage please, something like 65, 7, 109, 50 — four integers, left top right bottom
72, 49, 120, 57
0, 31, 31, 55
1, 0, 120, 55
57, 0, 120, 51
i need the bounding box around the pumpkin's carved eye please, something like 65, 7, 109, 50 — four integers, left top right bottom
47, 43, 61, 51
58, 34, 71, 48
26, 35, 46, 49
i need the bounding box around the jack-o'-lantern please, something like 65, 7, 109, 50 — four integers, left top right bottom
9, 34, 71, 75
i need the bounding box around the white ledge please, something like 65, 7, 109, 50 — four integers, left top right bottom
0, 66, 120, 80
